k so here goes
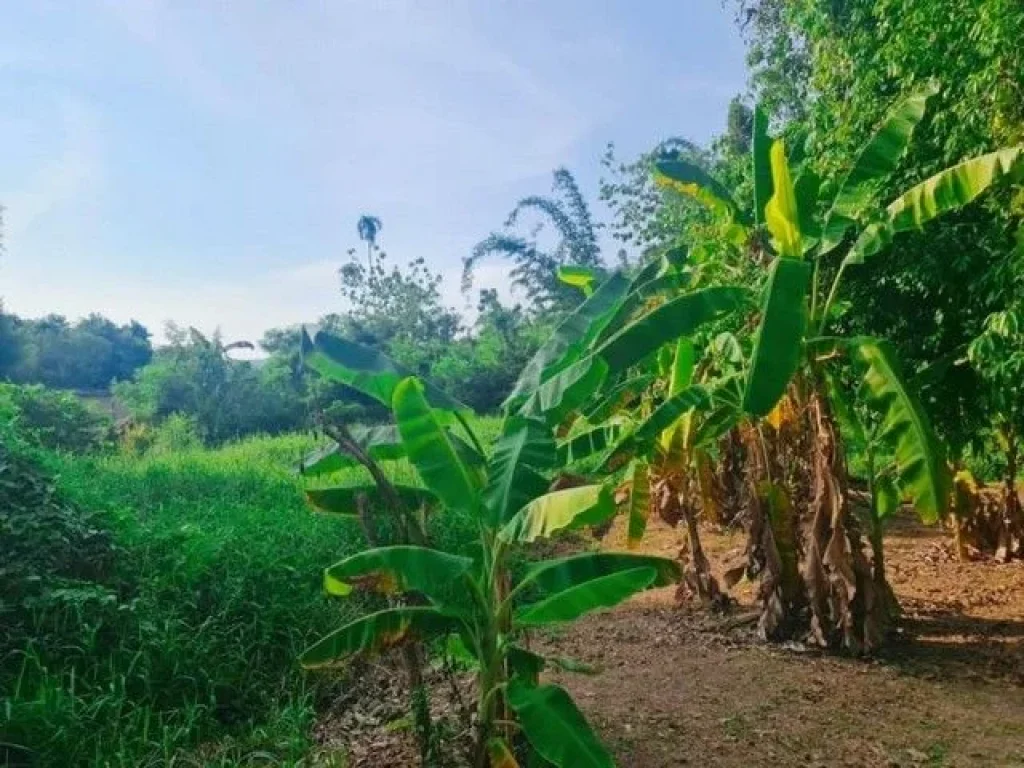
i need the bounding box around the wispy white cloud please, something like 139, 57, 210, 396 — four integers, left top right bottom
0, 0, 746, 347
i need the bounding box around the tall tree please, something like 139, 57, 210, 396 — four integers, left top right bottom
356, 214, 382, 272
731, 0, 1024, 452
464, 168, 603, 314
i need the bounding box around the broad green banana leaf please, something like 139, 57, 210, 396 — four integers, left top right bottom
557, 265, 601, 295
626, 460, 651, 547
795, 170, 822, 248
300, 425, 405, 476
598, 265, 693, 342
508, 644, 546, 685
742, 257, 812, 417
483, 416, 557, 526
506, 680, 614, 768
810, 336, 949, 522
506, 273, 630, 409
500, 485, 614, 543
847, 146, 1024, 265
520, 551, 681, 593
822, 371, 867, 456
849, 337, 949, 522
519, 356, 609, 424
819, 84, 940, 256
603, 386, 710, 467
668, 338, 695, 396
393, 377, 480, 514
764, 140, 802, 259
691, 401, 741, 449
300, 424, 479, 477
301, 328, 464, 412
752, 105, 774, 226
557, 424, 620, 466
629, 385, 709, 448
581, 374, 654, 423
300, 607, 458, 668
886, 145, 1023, 232
595, 286, 746, 374
654, 159, 749, 224
305, 484, 438, 516
516, 567, 657, 626
300, 443, 355, 476
322, 545, 472, 602
828, 82, 938, 224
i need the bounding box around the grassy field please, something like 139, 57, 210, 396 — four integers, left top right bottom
1, 420, 496, 767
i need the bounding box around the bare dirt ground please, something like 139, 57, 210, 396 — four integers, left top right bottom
313, 514, 1024, 767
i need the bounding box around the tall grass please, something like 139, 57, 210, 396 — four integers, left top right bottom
2, 426, 489, 767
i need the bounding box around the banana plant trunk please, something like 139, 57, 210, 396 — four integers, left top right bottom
805, 390, 885, 652
680, 499, 723, 608
332, 417, 438, 767
743, 387, 889, 653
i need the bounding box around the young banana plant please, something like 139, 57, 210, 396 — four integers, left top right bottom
655, 82, 1023, 651
296, 276, 705, 767
824, 369, 924, 625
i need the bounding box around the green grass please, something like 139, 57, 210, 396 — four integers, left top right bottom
1, 423, 494, 767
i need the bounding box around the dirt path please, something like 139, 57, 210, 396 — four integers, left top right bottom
314, 516, 1024, 767
539, 517, 1024, 767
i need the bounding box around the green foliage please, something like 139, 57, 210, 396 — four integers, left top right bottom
742, 258, 811, 416
1, 431, 398, 766
300, 315, 679, 765
506, 680, 614, 768
0, 382, 112, 453
483, 416, 556, 526
736, 0, 1024, 451
0, 422, 116, 663
968, 307, 1024, 423
465, 168, 604, 314
0, 312, 152, 390
595, 287, 748, 374
116, 325, 306, 444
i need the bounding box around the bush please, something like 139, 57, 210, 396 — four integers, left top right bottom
0, 432, 373, 765
0, 382, 112, 453
146, 412, 205, 455
0, 426, 117, 653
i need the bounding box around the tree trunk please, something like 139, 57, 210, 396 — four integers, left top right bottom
680, 500, 724, 609
355, 489, 435, 765
742, 387, 888, 653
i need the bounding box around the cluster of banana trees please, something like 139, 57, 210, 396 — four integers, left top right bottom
644, 83, 1023, 650
294, 83, 1022, 764
548, 83, 1023, 652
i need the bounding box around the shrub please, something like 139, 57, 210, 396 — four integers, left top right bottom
0, 383, 113, 453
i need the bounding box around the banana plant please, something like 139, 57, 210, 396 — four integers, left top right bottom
298, 305, 686, 767
559, 336, 744, 607
518, 247, 750, 577
965, 307, 1024, 560
825, 368, 914, 623
655, 82, 1023, 651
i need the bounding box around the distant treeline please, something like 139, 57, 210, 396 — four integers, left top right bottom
0, 311, 152, 391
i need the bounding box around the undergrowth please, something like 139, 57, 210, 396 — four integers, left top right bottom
0, 424, 492, 767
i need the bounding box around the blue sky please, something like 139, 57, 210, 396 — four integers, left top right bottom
0, 1, 747, 345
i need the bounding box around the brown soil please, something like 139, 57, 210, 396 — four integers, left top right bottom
313, 514, 1024, 767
